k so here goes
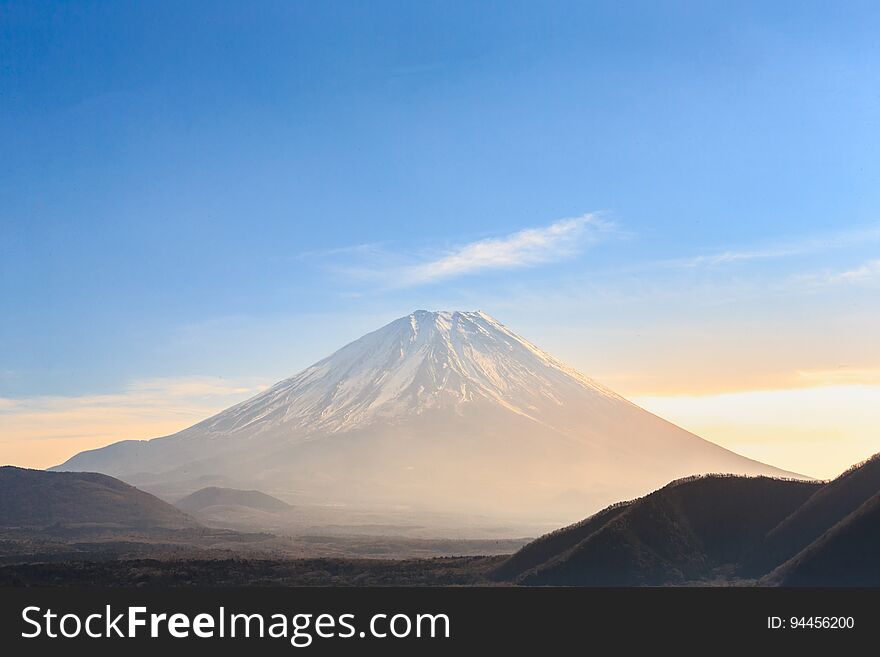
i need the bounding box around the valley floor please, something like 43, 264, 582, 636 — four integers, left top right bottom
0, 527, 527, 563
0, 556, 768, 587
0, 556, 508, 587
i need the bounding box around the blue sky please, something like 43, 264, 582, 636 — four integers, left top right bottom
2, 2, 880, 475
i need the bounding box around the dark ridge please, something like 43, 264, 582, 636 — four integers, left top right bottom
768, 492, 880, 586
490, 501, 632, 581
516, 475, 821, 586
0, 467, 199, 530
740, 452, 880, 576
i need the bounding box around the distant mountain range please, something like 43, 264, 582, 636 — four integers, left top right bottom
175, 487, 292, 513
494, 453, 880, 586
53, 310, 801, 529
2, 454, 878, 585
0, 466, 197, 530
0, 469, 528, 563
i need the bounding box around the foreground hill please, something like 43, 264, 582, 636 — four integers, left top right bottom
0, 467, 198, 530
502, 475, 820, 586
491, 501, 632, 581
740, 453, 880, 577
768, 492, 880, 586
53, 310, 800, 530
175, 487, 291, 513
497, 452, 880, 586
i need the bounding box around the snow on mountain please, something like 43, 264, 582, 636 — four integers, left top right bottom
54, 311, 804, 530
199, 310, 626, 436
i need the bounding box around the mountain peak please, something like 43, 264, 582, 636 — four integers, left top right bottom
403, 309, 497, 330
195, 309, 620, 436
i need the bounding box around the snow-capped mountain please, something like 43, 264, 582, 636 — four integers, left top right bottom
55, 311, 802, 528
196, 310, 629, 435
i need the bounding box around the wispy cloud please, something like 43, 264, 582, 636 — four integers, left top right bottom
830, 259, 880, 283
312, 213, 622, 289
287, 242, 390, 263
790, 259, 880, 289
666, 225, 880, 270
674, 245, 801, 268
401, 214, 612, 285
302, 213, 616, 288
